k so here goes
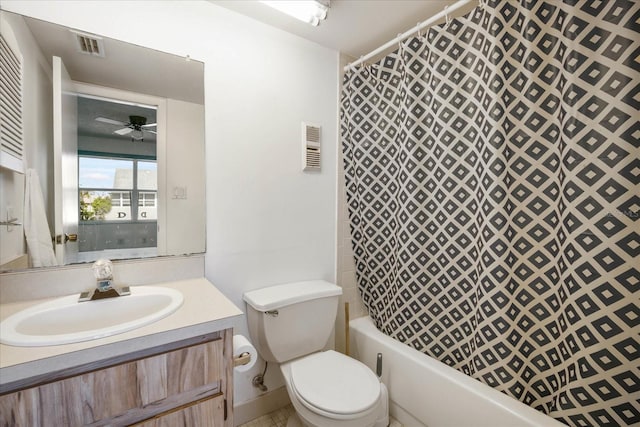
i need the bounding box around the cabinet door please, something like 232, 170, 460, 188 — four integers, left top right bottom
133, 394, 224, 427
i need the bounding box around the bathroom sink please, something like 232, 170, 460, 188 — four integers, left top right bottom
0, 286, 183, 347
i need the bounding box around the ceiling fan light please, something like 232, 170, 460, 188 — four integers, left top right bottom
131, 129, 144, 141
260, 1, 329, 26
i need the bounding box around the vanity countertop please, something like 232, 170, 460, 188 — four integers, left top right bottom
0, 277, 243, 394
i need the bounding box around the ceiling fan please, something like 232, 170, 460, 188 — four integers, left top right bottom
95, 115, 157, 141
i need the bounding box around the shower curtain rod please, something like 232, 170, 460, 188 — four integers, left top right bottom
344, 0, 474, 72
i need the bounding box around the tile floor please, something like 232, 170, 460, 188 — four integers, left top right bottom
239, 404, 295, 427
238, 404, 403, 427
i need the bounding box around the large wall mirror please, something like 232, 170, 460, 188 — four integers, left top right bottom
0, 10, 205, 272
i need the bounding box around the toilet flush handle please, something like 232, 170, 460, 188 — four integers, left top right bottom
265, 310, 279, 317
376, 353, 383, 378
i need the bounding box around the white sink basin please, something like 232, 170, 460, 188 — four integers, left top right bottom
0, 286, 183, 347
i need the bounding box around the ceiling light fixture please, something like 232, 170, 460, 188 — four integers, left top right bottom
260, 1, 329, 26
131, 129, 145, 141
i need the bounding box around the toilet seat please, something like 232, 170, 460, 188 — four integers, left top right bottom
289, 350, 381, 420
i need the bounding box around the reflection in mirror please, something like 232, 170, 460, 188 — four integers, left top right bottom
75, 95, 158, 263
0, 10, 205, 272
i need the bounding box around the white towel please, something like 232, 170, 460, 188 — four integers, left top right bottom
24, 169, 57, 267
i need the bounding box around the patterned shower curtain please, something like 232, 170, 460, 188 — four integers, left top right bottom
340, 1, 639, 426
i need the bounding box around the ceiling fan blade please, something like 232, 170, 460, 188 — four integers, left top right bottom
143, 129, 157, 134
114, 127, 133, 135
96, 117, 128, 126
141, 123, 156, 128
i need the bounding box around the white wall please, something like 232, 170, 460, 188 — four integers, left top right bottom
166, 99, 205, 256
2, 0, 339, 410
206, 23, 339, 404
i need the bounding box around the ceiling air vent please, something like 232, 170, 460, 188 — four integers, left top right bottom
71, 30, 105, 57
302, 122, 321, 171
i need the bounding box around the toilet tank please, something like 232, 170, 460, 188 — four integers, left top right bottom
243, 280, 342, 363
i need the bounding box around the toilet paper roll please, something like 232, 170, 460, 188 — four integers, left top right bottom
233, 334, 258, 372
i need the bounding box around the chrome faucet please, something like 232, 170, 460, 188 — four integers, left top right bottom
78, 259, 131, 302
78, 285, 131, 302
97, 277, 113, 292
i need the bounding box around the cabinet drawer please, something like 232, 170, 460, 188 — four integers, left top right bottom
0, 338, 225, 426
133, 394, 225, 427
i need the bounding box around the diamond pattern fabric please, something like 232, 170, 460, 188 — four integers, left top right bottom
340, 1, 639, 426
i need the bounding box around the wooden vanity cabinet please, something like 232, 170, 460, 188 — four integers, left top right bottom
0, 330, 233, 427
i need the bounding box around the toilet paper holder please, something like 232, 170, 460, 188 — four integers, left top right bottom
233, 351, 252, 367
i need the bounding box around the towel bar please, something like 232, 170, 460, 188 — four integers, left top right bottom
1, 217, 22, 229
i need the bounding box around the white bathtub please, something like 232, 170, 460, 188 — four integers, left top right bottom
349, 316, 565, 427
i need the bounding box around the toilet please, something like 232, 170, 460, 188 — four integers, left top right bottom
243, 280, 389, 427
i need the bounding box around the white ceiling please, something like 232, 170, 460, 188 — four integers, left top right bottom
210, 0, 477, 61
10, 1, 478, 129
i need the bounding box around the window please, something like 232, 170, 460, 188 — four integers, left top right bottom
139, 192, 156, 207
110, 191, 131, 207
79, 156, 157, 221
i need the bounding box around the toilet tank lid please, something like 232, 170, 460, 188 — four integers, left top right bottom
243, 280, 342, 311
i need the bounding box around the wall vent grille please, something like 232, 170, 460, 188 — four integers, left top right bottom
302, 122, 321, 171
72, 31, 105, 57
0, 33, 24, 173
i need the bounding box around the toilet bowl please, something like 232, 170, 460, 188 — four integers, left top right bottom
243, 281, 389, 427
281, 350, 389, 427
